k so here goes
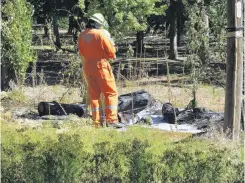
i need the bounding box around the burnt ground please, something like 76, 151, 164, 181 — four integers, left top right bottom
1, 89, 227, 136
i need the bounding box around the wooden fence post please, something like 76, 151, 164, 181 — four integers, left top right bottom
224, 0, 244, 140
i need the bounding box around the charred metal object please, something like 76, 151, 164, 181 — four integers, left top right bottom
118, 90, 154, 113
38, 101, 84, 117
162, 103, 179, 124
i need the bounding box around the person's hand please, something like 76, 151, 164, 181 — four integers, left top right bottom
109, 59, 114, 64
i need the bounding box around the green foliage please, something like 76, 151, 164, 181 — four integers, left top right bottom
2, 122, 244, 183
184, 0, 210, 66
1, 0, 35, 84
183, 0, 227, 106
79, 0, 167, 40
203, 0, 227, 86
183, 0, 227, 66
61, 54, 83, 86
208, 0, 227, 63
78, 0, 85, 9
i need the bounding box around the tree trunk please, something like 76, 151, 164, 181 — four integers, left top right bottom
176, 0, 184, 47
169, 12, 178, 60
199, 8, 209, 65
202, 11, 209, 36
84, 0, 89, 13
68, 16, 73, 34
136, 31, 144, 56
242, 0, 245, 129
44, 23, 49, 37
177, 16, 182, 46
53, 13, 61, 49
1, 64, 15, 90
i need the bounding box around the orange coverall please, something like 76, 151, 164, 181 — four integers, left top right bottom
78, 28, 118, 126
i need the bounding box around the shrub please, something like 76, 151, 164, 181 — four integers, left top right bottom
1, 0, 35, 90
1, 122, 244, 183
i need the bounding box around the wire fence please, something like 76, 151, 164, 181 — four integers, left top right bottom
27, 27, 227, 113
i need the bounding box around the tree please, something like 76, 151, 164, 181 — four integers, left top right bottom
208, 0, 227, 63
168, 0, 178, 59
183, 0, 227, 107
1, 0, 35, 90
168, 0, 186, 59
27, 0, 51, 37
52, 0, 61, 49
146, 0, 186, 59
28, 0, 84, 48
79, 0, 167, 55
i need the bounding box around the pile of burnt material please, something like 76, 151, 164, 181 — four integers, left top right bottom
37, 90, 155, 120
37, 90, 230, 131
117, 90, 156, 124
160, 103, 225, 130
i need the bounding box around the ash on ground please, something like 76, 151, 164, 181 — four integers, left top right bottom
2, 90, 237, 136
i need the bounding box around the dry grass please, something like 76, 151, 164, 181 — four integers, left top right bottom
117, 77, 225, 112
1, 76, 225, 112
1, 85, 83, 111
23, 85, 83, 104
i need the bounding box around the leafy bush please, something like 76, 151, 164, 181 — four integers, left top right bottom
1, 122, 244, 183
1, 0, 35, 89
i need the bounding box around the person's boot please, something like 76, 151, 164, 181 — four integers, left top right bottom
107, 122, 125, 128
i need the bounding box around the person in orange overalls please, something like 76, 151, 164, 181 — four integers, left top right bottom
78, 13, 123, 128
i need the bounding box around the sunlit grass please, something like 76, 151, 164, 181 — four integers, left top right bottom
1, 78, 225, 112
117, 79, 225, 112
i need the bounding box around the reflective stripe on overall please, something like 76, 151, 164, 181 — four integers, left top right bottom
78, 28, 118, 125
85, 61, 118, 124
